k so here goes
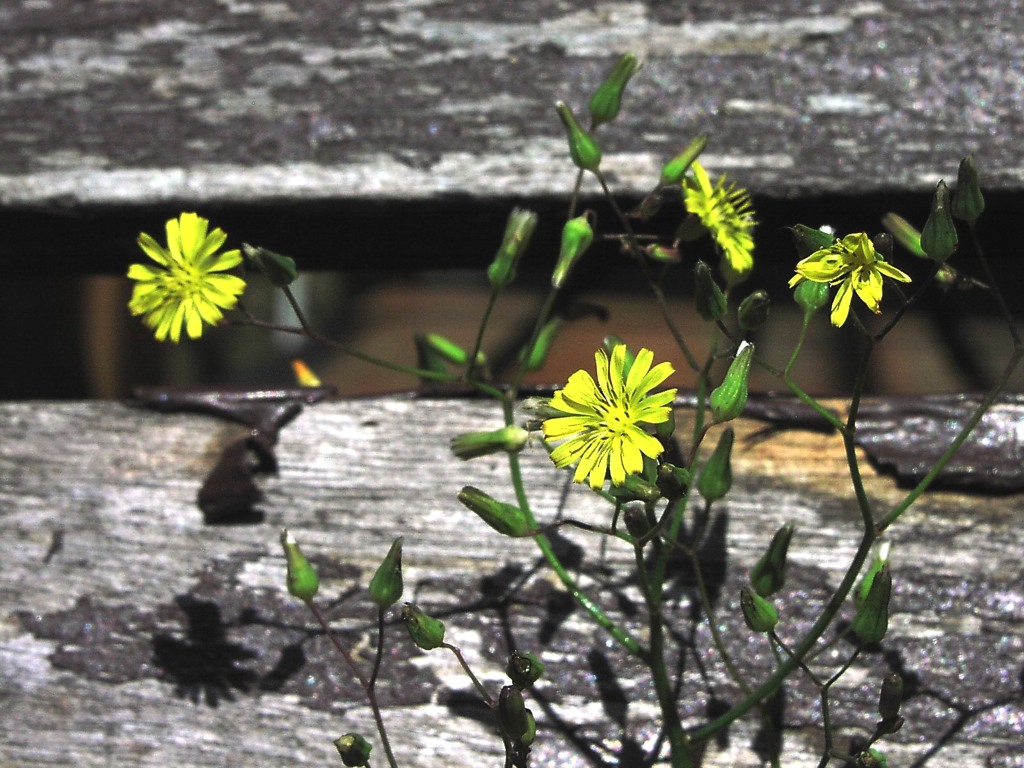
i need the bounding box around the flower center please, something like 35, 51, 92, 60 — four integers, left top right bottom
603, 404, 633, 434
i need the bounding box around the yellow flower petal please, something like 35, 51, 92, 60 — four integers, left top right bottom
542, 344, 676, 489
127, 212, 247, 343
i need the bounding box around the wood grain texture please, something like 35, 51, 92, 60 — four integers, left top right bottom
1, 397, 1021, 767
1, 0, 1023, 211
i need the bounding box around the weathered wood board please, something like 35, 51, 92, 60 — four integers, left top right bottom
0, 396, 1021, 766
2, 0, 1023, 211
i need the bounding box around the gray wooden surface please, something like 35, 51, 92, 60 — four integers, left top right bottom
2, 0, 1023, 210
1, 397, 1021, 767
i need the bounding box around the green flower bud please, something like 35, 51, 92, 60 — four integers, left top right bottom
488, 208, 538, 290
243, 243, 298, 287
402, 603, 446, 650
368, 537, 404, 609
878, 672, 904, 723
710, 341, 753, 423
880, 212, 926, 258
674, 213, 707, 242
623, 505, 654, 539
458, 486, 531, 538
737, 289, 770, 332
855, 748, 889, 768
951, 154, 985, 224
450, 425, 529, 460
855, 542, 891, 609
793, 279, 831, 316
629, 191, 663, 222
555, 101, 602, 172
588, 53, 641, 128
280, 529, 320, 603
694, 260, 727, 322
644, 243, 681, 263
521, 708, 537, 746
654, 407, 676, 441
740, 585, 779, 633
602, 335, 637, 373
610, 473, 663, 504
697, 427, 734, 503
659, 135, 708, 187
415, 332, 485, 369
851, 564, 892, 644
497, 685, 531, 743
506, 650, 545, 689
920, 179, 958, 262
749, 521, 795, 597
656, 462, 692, 501
790, 224, 835, 259
333, 733, 373, 767
552, 213, 595, 288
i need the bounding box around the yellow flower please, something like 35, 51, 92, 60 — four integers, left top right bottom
542, 345, 676, 489
789, 232, 911, 327
683, 161, 755, 285
128, 212, 246, 342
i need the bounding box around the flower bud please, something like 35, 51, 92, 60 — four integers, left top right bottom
855, 542, 891, 609
793, 279, 830, 316
291, 358, 322, 387
280, 529, 320, 603
243, 243, 298, 287
951, 154, 984, 224
880, 212, 926, 258
659, 135, 708, 187
368, 537, 404, 609
851, 564, 892, 644
740, 585, 779, 633
506, 650, 545, 689
520, 709, 537, 746
414, 332, 486, 369
697, 427, 734, 503
602, 335, 637, 374
920, 179, 958, 262
402, 603, 446, 650
552, 213, 594, 288
855, 748, 889, 768
588, 53, 641, 128
497, 685, 531, 743
623, 504, 654, 539
694, 260, 727, 322
737, 289, 770, 332
710, 341, 753, 423
333, 733, 372, 767
629, 191, 663, 221
458, 486, 531, 538
450, 425, 529, 460
555, 101, 602, 172
877, 672, 904, 723
748, 521, 795, 597
789, 224, 835, 259
610, 473, 663, 504
644, 243, 681, 263
488, 208, 538, 290
656, 462, 692, 501
654, 408, 676, 441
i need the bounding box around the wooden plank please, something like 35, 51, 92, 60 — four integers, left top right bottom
0, 397, 1021, 766
1, 0, 1022, 211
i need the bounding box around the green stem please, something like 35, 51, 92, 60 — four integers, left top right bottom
634, 538, 694, 767
308, 602, 400, 768
466, 289, 501, 381
594, 169, 701, 373
442, 642, 495, 707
